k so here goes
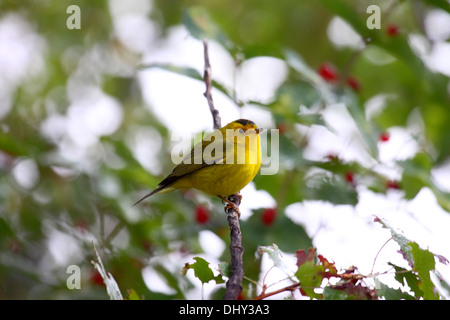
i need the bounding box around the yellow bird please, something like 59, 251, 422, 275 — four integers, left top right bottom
134, 119, 263, 215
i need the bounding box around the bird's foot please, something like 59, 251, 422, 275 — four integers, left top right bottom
218, 195, 241, 218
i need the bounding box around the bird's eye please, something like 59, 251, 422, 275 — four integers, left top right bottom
239, 128, 244, 134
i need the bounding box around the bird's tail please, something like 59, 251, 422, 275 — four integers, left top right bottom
132, 187, 161, 206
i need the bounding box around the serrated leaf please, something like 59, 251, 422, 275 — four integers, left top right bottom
375, 217, 445, 299
388, 263, 422, 298
295, 259, 323, 299
295, 248, 323, 299
409, 242, 439, 300
184, 257, 224, 284
376, 280, 414, 300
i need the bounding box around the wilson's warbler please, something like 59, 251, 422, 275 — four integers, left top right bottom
134, 119, 262, 215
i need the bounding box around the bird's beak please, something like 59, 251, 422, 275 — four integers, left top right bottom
255, 128, 264, 134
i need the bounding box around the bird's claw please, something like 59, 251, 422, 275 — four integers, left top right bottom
219, 195, 241, 218
224, 202, 241, 218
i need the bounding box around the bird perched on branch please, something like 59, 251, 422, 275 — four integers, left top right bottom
134, 119, 263, 216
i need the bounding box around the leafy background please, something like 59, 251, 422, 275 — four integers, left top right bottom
1, 0, 450, 299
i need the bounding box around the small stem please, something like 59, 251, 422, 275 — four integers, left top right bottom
203, 39, 221, 130
371, 237, 393, 275
254, 283, 300, 300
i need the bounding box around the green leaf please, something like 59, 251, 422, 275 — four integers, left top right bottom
375, 217, 445, 299
399, 153, 433, 197
294, 248, 323, 299
323, 284, 377, 300
389, 263, 422, 298
323, 287, 350, 300
409, 242, 439, 300
184, 257, 224, 284
376, 280, 414, 300
295, 259, 323, 299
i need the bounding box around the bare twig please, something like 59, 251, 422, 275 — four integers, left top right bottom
202, 39, 243, 300
371, 237, 393, 275
203, 39, 221, 130
254, 282, 300, 300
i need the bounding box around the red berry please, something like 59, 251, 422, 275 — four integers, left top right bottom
318, 63, 339, 82
379, 132, 390, 142
195, 205, 210, 224
386, 180, 400, 190
344, 172, 355, 185
261, 208, 276, 226
386, 24, 399, 37
346, 76, 361, 91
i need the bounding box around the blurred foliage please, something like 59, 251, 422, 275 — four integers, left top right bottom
0, 0, 449, 300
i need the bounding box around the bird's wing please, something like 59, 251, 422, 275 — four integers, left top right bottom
158, 131, 229, 187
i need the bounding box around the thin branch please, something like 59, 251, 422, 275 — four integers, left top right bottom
254, 282, 300, 300
104, 220, 125, 247
371, 237, 393, 275
203, 39, 221, 130
202, 39, 243, 300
